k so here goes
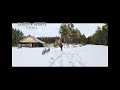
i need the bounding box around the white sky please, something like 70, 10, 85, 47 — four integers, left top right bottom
12, 23, 105, 37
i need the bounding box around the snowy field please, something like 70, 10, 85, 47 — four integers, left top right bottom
12, 44, 108, 67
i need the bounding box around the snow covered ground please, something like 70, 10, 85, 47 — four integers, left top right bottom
12, 44, 108, 67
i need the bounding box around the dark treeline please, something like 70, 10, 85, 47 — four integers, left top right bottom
59, 23, 108, 46
37, 36, 60, 44
12, 27, 24, 46
87, 23, 108, 45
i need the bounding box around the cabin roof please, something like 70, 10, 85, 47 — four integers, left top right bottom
19, 35, 45, 44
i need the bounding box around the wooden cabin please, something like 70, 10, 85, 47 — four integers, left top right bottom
19, 35, 45, 47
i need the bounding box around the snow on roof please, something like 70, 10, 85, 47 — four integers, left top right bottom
19, 35, 45, 44
32, 36, 45, 44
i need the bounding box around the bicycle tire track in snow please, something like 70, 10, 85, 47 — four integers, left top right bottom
49, 50, 86, 67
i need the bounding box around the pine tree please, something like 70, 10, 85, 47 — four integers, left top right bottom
12, 27, 24, 46
90, 24, 108, 46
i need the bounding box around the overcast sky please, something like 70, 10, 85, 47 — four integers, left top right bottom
12, 23, 105, 37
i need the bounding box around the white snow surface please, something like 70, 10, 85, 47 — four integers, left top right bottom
12, 44, 108, 67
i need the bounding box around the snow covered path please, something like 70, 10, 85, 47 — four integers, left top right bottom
48, 48, 86, 67
12, 45, 108, 67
